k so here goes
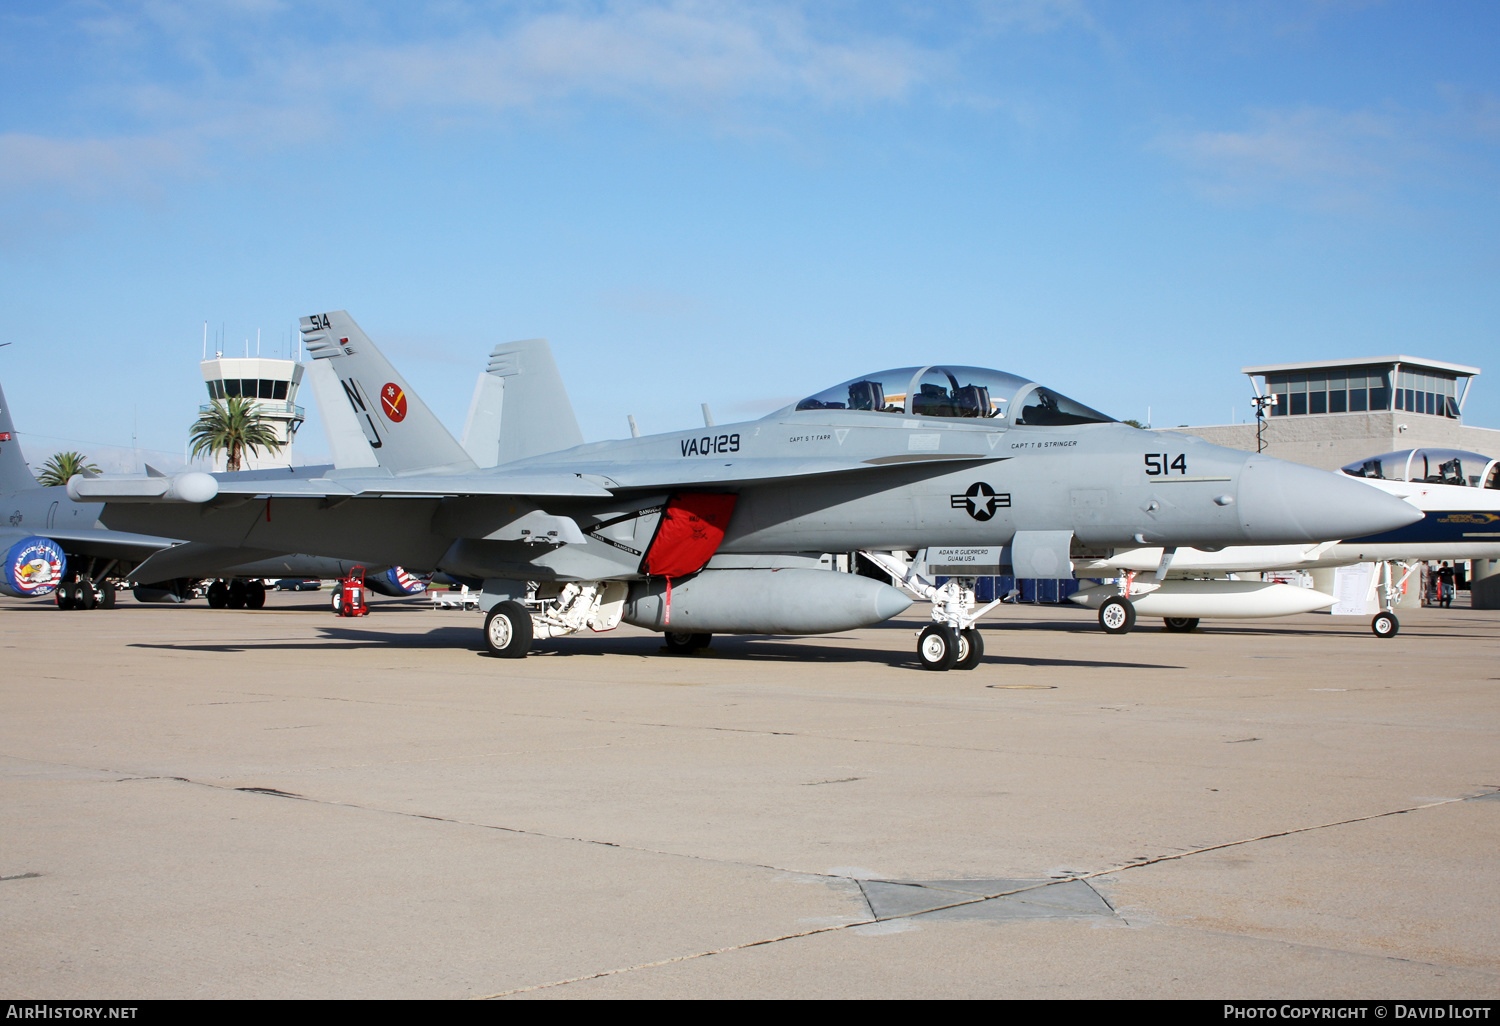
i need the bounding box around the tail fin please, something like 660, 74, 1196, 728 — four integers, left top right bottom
0, 380, 41, 492
299, 311, 476, 476
460, 339, 585, 468
303, 358, 379, 470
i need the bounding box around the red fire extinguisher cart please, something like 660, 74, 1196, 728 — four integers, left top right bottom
334, 566, 370, 617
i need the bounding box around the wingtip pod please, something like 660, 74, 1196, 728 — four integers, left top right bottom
68, 471, 218, 504
170, 472, 219, 503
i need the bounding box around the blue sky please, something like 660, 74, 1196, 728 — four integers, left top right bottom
2, 0, 1497, 472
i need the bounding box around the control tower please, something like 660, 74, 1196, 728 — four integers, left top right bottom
198, 356, 305, 471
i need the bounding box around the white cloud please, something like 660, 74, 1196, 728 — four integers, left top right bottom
2, 1, 954, 200
1156, 106, 1426, 208
0, 132, 193, 196
317, 3, 938, 114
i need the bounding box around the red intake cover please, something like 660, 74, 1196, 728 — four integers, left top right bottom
641, 494, 738, 578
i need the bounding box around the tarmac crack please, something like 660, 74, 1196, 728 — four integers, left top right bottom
1078, 788, 1500, 880
475, 789, 1500, 997
74, 770, 1500, 997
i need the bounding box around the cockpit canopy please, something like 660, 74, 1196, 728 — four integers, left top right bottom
1342, 449, 1500, 489
794, 365, 1115, 426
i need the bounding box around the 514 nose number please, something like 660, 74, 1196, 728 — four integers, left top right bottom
1144, 453, 1187, 476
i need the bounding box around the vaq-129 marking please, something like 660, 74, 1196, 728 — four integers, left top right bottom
72, 311, 1421, 670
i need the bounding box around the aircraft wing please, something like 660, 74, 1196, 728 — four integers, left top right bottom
71, 470, 616, 502
71, 454, 1002, 504
1, 525, 172, 562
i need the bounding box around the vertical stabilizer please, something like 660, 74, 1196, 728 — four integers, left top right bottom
0, 381, 40, 492
460, 338, 585, 469
299, 311, 477, 476
303, 359, 379, 470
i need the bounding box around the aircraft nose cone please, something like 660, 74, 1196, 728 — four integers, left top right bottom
1238, 458, 1422, 544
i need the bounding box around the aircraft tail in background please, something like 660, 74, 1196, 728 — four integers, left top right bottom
461, 338, 585, 469
0, 380, 40, 493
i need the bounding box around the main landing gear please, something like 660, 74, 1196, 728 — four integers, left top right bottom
664, 632, 712, 655
1098, 596, 1136, 635
206, 579, 267, 609
860, 551, 995, 672
479, 582, 630, 659
53, 573, 116, 611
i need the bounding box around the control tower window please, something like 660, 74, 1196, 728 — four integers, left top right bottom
272, 380, 288, 400
224, 379, 242, 398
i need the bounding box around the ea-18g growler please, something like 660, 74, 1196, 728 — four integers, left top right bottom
73, 311, 1421, 670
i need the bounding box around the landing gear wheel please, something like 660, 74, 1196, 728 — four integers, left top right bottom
207, 580, 229, 609
1099, 597, 1136, 635
918, 624, 960, 671
76, 583, 98, 611
227, 580, 247, 610
1163, 617, 1199, 633
99, 582, 116, 609
55, 582, 77, 611
664, 632, 712, 654
484, 601, 533, 658
1371, 611, 1399, 638
244, 581, 266, 609
953, 628, 984, 670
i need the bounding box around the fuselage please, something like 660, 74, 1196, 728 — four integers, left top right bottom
99, 401, 1423, 584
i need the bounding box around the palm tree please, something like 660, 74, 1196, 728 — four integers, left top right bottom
190, 397, 282, 472
36, 451, 100, 486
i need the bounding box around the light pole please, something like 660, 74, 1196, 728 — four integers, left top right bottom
1250, 393, 1277, 453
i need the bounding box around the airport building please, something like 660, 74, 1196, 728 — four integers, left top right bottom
1172, 354, 1500, 609
1173, 356, 1500, 472
198, 355, 305, 471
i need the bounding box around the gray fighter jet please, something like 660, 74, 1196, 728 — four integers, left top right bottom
0, 379, 404, 610
0, 381, 170, 607
73, 310, 1421, 669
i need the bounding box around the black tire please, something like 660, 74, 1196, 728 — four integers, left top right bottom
484, 601, 533, 658
77, 581, 98, 610
226, 580, 247, 610
207, 581, 229, 609
1099, 597, 1136, 635
918, 624, 960, 671
244, 581, 266, 609
954, 628, 984, 670
99, 582, 116, 609
1372, 611, 1399, 638
55, 582, 77, 611
664, 632, 712, 654
1163, 617, 1199, 633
